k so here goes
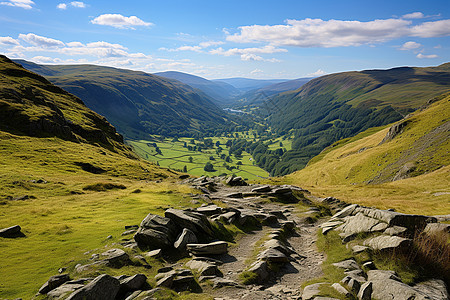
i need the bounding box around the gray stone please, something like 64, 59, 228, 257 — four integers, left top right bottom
156, 273, 175, 288
121, 229, 137, 236
414, 279, 449, 300
0, 225, 23, 238
337, 212, 384, 235
174, 228, 197, 251
47, 283, 85, 299
384, 226, 408, 235
364, 235, 412, 251
322, 227, 334, 235
251, 185, 272, 193
218, 211, 239, 224
38, 274, 70, 294
226, 176, 247, 186
101, 248, 129, 267
357, 281, 372, 300
258, 248, 290, 263
352, 245, 369, 253
211, 278, 240, 288
264, 239, 295, 255
124, 290, 142, 300
119, 274, 147, 292
224, 192, 243, 198
196, 205, 222, 216
145, 249, 162, 258
362, 261, 376, 270
187, 241, 228, 256
134, 228, 174, 249
165, 208, 213, 237
331, 283, 350, 297
186, 259, 222, 277
332, 259, 360, 271
424, 223, 450, 235
248, 260, 269, 283
332, 204, 359, 219
301, 283, 324, 300
66, 274, 120, 300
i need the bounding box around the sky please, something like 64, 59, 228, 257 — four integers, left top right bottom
0, 0, 449, 79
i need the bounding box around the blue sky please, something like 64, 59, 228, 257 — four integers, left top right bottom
0, 0, 449, 79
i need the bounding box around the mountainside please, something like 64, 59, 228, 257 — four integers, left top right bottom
16, 60, 228, 139
155, 71, 239, 106
214, 77, 288, 92
263, 63, 450, 175
285, 92, 449, 213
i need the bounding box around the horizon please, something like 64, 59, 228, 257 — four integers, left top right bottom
1, 0, 449, 79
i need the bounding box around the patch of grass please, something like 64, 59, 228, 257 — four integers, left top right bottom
239, 270, 259, 285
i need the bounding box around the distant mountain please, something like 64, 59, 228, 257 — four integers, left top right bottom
16, 60, 228, 139
155, 71, 239, 106
259, 64, 450, 175
213, 78, 288, 92
233, 77, 313, 108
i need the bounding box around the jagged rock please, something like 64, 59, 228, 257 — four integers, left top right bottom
248, 260, 269, 283
132, 288, 164, 299
332, 204, 359, 219
352, 245, 369, 253
264, 239, 296, 256
156, 272, 175, 288
424, 223, 450, 235
332, 259, 361, 271
66, 274, 120, 300
0, 225, 23, 238
145, 249, 162, 258
364, 235, 412, 251
226, 176, 247, 186
134, 228, 174, 249
121, 229, 137, 236
174, 228, 197, 251
357, 281, 372, 300
337, 212, 386, 236
251, 185, 272, 193
47, 283, 85, 299
165, 208, 213, 237
157, 266, 173, 273
384, 225, 408, 236
218, 211, 240, 224
186, 259, 222, 276
237, 212, 261, 228
101, 248, 129, 267
280, 220, 296, 231
38, 274, 70, 294
224, 192, 243, 198
119, 274, 147, 292
258, 248, 290, 263
196, 205, 222, 216
368, 270, 439, 300
331, 282, 350, 297
414, 279, 449, 300
187, 241, 228, 256
301, 283, 324, 300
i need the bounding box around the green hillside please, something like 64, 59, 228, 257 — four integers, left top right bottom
284, 92, 450, 215
262, 63, 450, 175
15, 60, 229, 139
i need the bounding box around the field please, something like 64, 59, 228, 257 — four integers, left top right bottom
128, 135, 270, 180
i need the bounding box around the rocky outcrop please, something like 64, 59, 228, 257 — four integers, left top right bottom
187, 241, 228, 256
66, 274, 120, 300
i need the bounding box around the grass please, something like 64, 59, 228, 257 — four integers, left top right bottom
128, 135, 270, 180
285, 95, 450, 216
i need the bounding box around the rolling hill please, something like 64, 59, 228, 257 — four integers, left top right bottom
263, 63, 450, 175
155, 71, 239, 106
213, 77, 288, 92
15, 60, 229, 139
284, 92, 450, 215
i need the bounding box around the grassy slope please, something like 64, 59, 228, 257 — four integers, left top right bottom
283, 94, 450, 215
0, 55, 197, 299
15, 60, 228, 139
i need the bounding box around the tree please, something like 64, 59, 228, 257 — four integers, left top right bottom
183, 141, 187, 148
215, 141, 221, 147
183, 165, 187, 172
225, 156, 232, 163
209, 156, 215, 160
236, 161, 243, 165
204, 162, 215, 172
188, 156, 193, 163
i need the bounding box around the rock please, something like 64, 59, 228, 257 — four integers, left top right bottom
157, 266, 173, 273
301, 283, 324, 300
218, 211, 239, 224
0, 225, 23, 238
119, 274, 147, 292
362, 261, 376, 270
424, 223, 450, 235
251, 185, 272, 193
47, 283, 85, 299
187, 241, 228, 256
186, 259, 222, 276
337, 212, 386, 236
165, 208, 213, 237
66, 274, 120, 300
101, 248, 129, 267
332, 204, 359, 219
332, 259, 360, 271
248, 260, 269, 283
224, 192, 243, 198
280, 220, 296, 231
226, 176, 247, 186
134, 228, 174, 249
121, 229, 137, 236
357, 281, 372, 300
352, 245, 369, 253
364, 235, 412, 251
322, 227, 334, 235
258, 248, 290, 263
124, 290, 142, 300
156, 273, 175, 288
414, 279, 449, 300
264, 239, 296, 256
174, 228, 198, 251
384, 226, 408, 236
145, 249, 162, 258
196, 205, 222, 216
38, 274, 70, 294
331, 283, 350, 297
211, 277, 239, 288
75, 261, 107, 273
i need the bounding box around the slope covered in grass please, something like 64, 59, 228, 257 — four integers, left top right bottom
15, 59, 229, 139
284, 93, 450, 215
264, 63, 450, 175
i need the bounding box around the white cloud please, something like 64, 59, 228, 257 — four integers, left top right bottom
227, 17, 450, 48
91, 14, 153, 29
86, 41, 127, 49
57, 3, 67, 9
199, 41, 224, 48
402, 12, 424, 19
210, 45, 286, 61
19, 33, 65, 48
399, 41, 422, 50
70, 1, 86, 8
250, 69, 263, 74
241, 53, 264, 61
417, 53, 438, 59
66, 41, 84, 47
0, 36, 20, 45
0, 0, 34, 9
308, 69, 326, 77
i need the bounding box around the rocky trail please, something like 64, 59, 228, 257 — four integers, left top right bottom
30, 175, 450, 300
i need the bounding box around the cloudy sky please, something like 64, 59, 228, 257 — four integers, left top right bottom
0, 0, 449, 79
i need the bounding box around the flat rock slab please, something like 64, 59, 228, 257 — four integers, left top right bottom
302, 283, 324, 300
187, 241, 228, 256
258, 248, 290, 263
364, 235, 412, 251
165, 208, 213, 237
251, 185, 272, 193
332, 259, 361, 271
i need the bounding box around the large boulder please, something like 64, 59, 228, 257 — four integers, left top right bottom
226, 176, 247, 186
101, 249, 130, 267
258, 248, 290, 263
364, 235, 412, 251
38, 274, 70, 294
187, 241, 228, 256
196, 205, 222, 216
337, 213, 387, 236
186, 259, 222, 277
134, 213, 179, 249
66, 274, 120, 300
174, 228, 198, 251
248, 260, 269, 283
165, 208, 213, 237
119, 274, 147, 293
